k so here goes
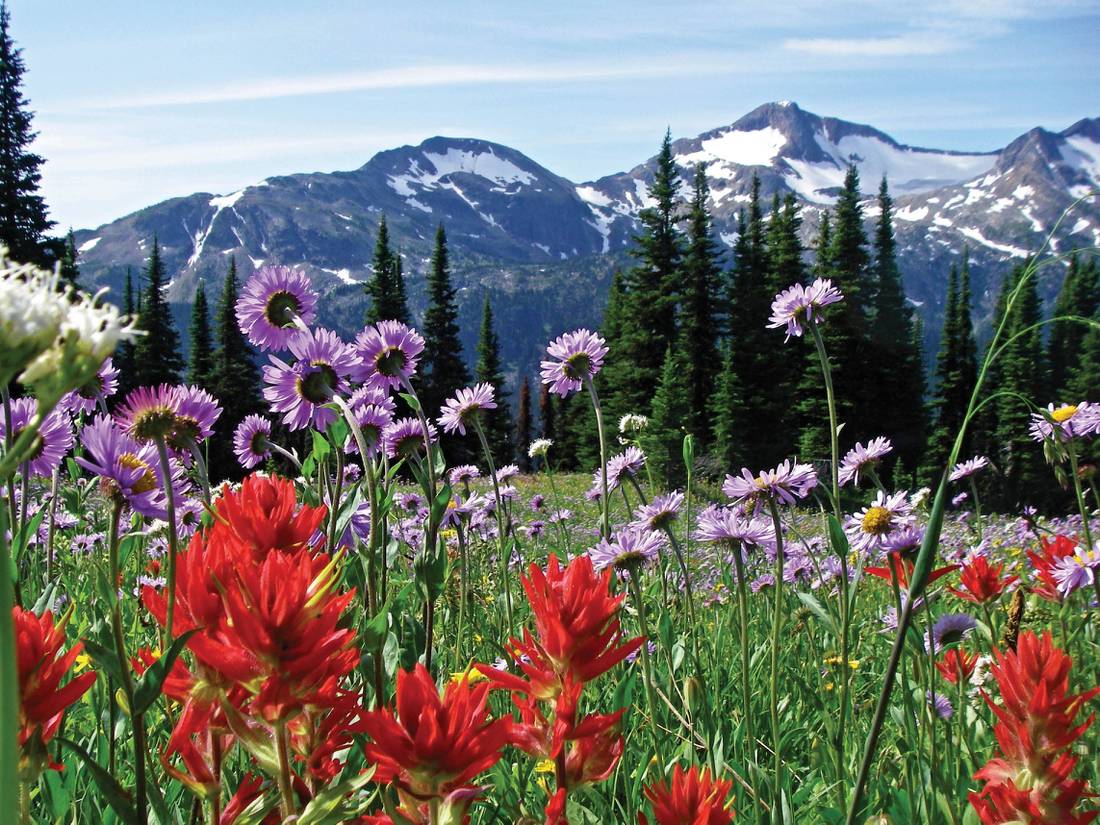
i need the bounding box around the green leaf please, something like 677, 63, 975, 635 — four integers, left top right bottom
219, 700, 280, 776
132, 629, 197, 715
82, 632, 128, 689
58, 737, 139, 825
398, 392, 421, 413
795, 591, 838, 638
296, 767, 377, 825
311, 429, 332, 463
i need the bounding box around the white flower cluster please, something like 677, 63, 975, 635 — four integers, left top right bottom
0, 247, 138, 400
618, 413, 649, 434
528, 438, 553, 458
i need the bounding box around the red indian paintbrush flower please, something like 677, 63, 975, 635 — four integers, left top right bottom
936, 648, 979, 686
1027, 535, 1078, 603
210, 473, 327, 559
969, 631, 1100, 824
948, 556, 1019, 604
482, 553, 643, 705
14, 606, 97, 775
865, 552, 959, 591
362, 665, 513, 801
640, 764, 735, 825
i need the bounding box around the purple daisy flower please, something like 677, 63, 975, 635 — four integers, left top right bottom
881, 524, 925, 556
0, 398, 74, 478
548, 508, 572, 524
949, 455, 989, 483
61, 357, 119, 415
349, 385, 396, 414
926, 691, 953, 721
588, 526, 665, 572
1028, 401, 1097, 443
233, 414, 272, 469
632, 491, 684, 532
169, 385, 222, 450
844, 490, 916, 555
524, 520, 546, 539
1052, 543, 1100, 596
235, 265, 318, 352
767, 277, 844, 340
692, 505, 774, 547
383, 416, 437, 460
495, 464, 520, 483
352, 320, 424, 391
607, 446, 645, 488
115, 384, 182, 443
838, 437, 893, 487
438, 382, 497, 436
262, 327, 357, 431
723, 459, 818, 511
540, 329, 609, 397
449, 465, 481, 485
76, 415, 187, 519
530, 493, 545, 511
70, 533, 101, 554
926, 613, 976, 654
345, 402, 392, 457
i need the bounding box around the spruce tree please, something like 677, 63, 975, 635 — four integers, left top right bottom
187, 279, 215, 388
641, 347, 692, 486
0, 3, 53, 266
1069, 308, 1100, 404
418, 225, 470, 421
1048, 255, 1099, 398
365, 215, 404, 324
711, 340, 749, 471
795, 214, 837, 459
58, 228, 79, 288
538, 381, 556, 442
516, 376, 532, 472
475, 295, 513, 465
924, 264, 962, 478
115, 267, 137, 399
133, 237, 184, 386
605, 130, 682, 416
870, 178, 925, 472
392, 247, 410, 326
209, 257, 262, 481
677, 164, 722, 444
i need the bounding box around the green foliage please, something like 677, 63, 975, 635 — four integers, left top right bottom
516, 376, 532, 471
364, 215, 410, 324
1048, 254, 1099, 398
132, 237, 185, 387
641, 347, 692, 486
475, 294, 514, 465
186, 279, 215, 388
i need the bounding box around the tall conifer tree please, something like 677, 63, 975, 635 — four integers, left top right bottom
418, 226, 469, 422
115, 267, 137, 399
1048, 255, 1099, 397
133, 237, 184, 386
516, 377, 532, 471
392, 247, 410, 325
538, 381, 555, 443
365, 215, 403, 323
475, 295, 513, 465
187, 279, 215, 388
58, 229, 79, 287
642, 347, 692, 486
711, 341, 748, 471
0, 3, 53, 266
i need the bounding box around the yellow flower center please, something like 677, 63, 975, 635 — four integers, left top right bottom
119, 452, 158, 494
861, 506, 893, 536
1051, 404, 1078, 423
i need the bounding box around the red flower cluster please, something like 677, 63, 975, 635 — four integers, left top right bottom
361, 665, 512, 824
640, 765, 734, 825
969, 631, 1100, 824
866, 552, 959, 591
1027, 535, 1077, 603
140, 473, 360, 811
936, 648, 979, 686
948, 556, 1019, 604
479, 554, 642, 823
13, 606, 96, 777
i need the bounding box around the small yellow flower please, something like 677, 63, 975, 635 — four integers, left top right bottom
449, 664, 489, 686
75, 652, 92, 672
824, 682, 835, 692
473, 633, 483, 644
535, 759, 555, 774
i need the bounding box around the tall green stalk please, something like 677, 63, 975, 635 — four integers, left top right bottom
473, 417, 514, 631
730, 541, 762, 823
153, 436, 181, 643
625, 569, 663, 765
586, 377, 611, 541
766, 498, 786, 821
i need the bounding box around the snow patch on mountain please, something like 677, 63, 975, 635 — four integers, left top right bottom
680, 126, 789, 168
957, 226, 1028, 259
1061, 135, 1100, 183
388, 147, 536, 199
78, 236, 101, 253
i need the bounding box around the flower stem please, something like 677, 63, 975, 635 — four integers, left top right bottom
0, 502, 19, 825
474, 417, 514, 632
153, 435, 180, 643
275, 720, 296, 817
585, 376, 610, 541
46, 468, 59, 581
730, 541, 763, 823
766, 499, 786, 819
626, 570, 663, 766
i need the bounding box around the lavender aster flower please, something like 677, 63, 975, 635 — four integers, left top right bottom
632, 491, 684, 532
1028, 401, 1097, 443
61, 357, 119, 414
0, 397, 73, 478
233, 414, 272, 469
844, 490, 916, 555
530, 493, 545, 511
723, 459, 818, 511
438, 383, 497, 436
262, 327, 357, 431
926, 613, 976, 654
767, 277, 844, 340
693, 505, 774, 547
115, 384, 182, 442
383, 417, 437, 460
449, 465, 481, 485
1052, 543, 1100, 596
838, 437, 892, 487
495, 464, 520, 483
588, 526, 664, 572
169, 385, 222, 451
352, 320, 424, 391
235, 265, 318, 351
344, 402, 391, 457
949, 455, 989, 483
540, 329, 608, 397
927, 691, 954, 721
607, 446, 645, 489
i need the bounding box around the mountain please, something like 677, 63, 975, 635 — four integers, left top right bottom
72, 102, 1100, 384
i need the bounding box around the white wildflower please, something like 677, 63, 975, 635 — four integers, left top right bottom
528, 438, 553, 458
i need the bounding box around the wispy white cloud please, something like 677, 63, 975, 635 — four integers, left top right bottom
783, 34, 964, 57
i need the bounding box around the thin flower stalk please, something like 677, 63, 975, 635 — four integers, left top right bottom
473, 417, 514, 631
153, 434, 182, 644
586, 375, 611, 541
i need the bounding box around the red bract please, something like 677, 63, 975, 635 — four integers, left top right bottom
220, 774, 280, 825
483, 554, 643, 704
363, 665, 512, 801
968, 631, 1100, 824
640, 765, 735, 825
289, 688, 368, 783
948, 556, 1019, 604
936, 648, 979, 686
865, 552, 959, 591
1027, 535, 1077, 603
14, 606, 96, 772
211, 473, 327, 559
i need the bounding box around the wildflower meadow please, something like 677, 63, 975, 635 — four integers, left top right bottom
1, 230, 1098, 825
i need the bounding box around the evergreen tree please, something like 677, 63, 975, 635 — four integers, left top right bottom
475, 295, 513, 465
115, 267, 137, 399
641, 347, 692, 486
209, 257, 262, 481
365, 215, 405, 323
418, 226, 469, 419
1048, 255, 1099, 398
516, 376, 532, 472
795, 214, 838, 459
0, 3, 53, 266
58, 228, 79, 288
677, 164, 722, 444
1069, 309, 1100, 404
869, 178, 925, 472
187, 279, 215, 388
133, 237, 184, 386
392, 247, 410, 326
924, 264, 963, 478
605, 130, 682, 416
710, 341, 749, 471
538, 381, 556, 443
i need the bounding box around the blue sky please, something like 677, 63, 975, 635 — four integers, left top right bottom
14, 0, 1100, 230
